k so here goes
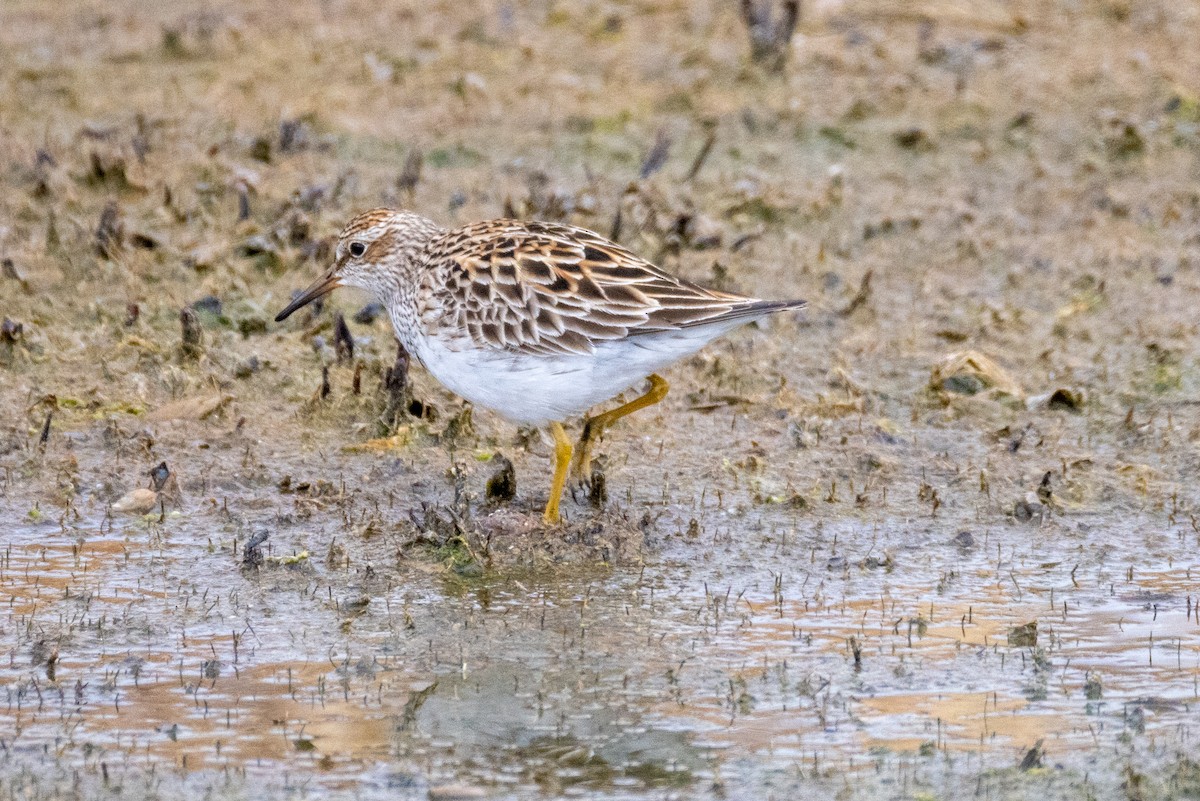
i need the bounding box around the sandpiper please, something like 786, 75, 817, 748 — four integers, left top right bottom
276, 209, 805, 522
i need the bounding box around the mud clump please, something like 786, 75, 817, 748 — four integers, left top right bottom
400, 505, 649, 571
474, 507, 649, 567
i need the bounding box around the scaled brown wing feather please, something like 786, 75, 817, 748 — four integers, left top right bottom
431, 220, 763, 356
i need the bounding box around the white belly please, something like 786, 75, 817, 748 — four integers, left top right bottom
409, 329, 732, 425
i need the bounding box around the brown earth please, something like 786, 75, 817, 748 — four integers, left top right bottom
1, 1, 1199, 799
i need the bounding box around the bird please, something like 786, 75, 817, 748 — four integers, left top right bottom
275, 208, 805, 523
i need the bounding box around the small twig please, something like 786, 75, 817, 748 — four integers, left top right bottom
39, 412, 52, 448
685, 124, 718, 182
639, 129, 672, 179
608, 204, 623, 242
319, 366, 331, 400
397, 149, 423, 198
333, 312, 354, 363
179, 307, 203, 359
95, 201, 124, 258
739, 0, 801, 72
236, 182, 251, 221
1, 258, 26, 283
382, 342, 411, 428
839, 269, 873, 316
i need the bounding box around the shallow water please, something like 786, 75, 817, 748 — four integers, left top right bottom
4, 502, 1197, 799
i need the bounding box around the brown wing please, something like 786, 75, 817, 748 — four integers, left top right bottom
425, 219, 793, 356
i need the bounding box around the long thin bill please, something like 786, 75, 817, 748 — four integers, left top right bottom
275, 273, 341, 322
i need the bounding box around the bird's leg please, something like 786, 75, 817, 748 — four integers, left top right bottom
543, 421, 573, 524
571, 373, 669, 488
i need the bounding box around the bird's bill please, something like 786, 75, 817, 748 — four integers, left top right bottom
274, 271, 341, 322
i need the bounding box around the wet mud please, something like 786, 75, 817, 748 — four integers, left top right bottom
2, 0, 1200, 799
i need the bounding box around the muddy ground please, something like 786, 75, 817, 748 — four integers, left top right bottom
2, 0, 1200, 799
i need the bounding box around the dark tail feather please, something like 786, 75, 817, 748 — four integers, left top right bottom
681, 298, 806, 328
744, 298, 807, 315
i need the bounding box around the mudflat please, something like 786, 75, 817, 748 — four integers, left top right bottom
1, 1, 1198, 798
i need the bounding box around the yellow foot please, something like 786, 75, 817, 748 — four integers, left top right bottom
570, 373, 669, 492
542, 421, 572, 524
569, 418, 601, 491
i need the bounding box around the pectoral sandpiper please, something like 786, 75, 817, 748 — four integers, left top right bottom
275, 208, 805, 523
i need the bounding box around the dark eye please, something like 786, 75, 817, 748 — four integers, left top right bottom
348, 241, 366, 258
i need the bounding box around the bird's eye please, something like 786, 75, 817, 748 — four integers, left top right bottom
348, 241, 366, 258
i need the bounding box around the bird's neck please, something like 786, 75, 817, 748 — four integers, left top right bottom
378, 212, 446, 355
384, 281, 419, 347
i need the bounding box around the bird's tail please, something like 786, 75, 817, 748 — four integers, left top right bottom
683, 297, 806, 328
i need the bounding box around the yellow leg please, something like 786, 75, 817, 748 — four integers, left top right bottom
571, 373, 669, 486
543, 421, 573, 524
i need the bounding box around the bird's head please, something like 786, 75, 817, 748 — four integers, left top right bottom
274, 208, 442, 322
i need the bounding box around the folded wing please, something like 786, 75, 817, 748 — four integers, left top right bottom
426, 219, 802, 356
